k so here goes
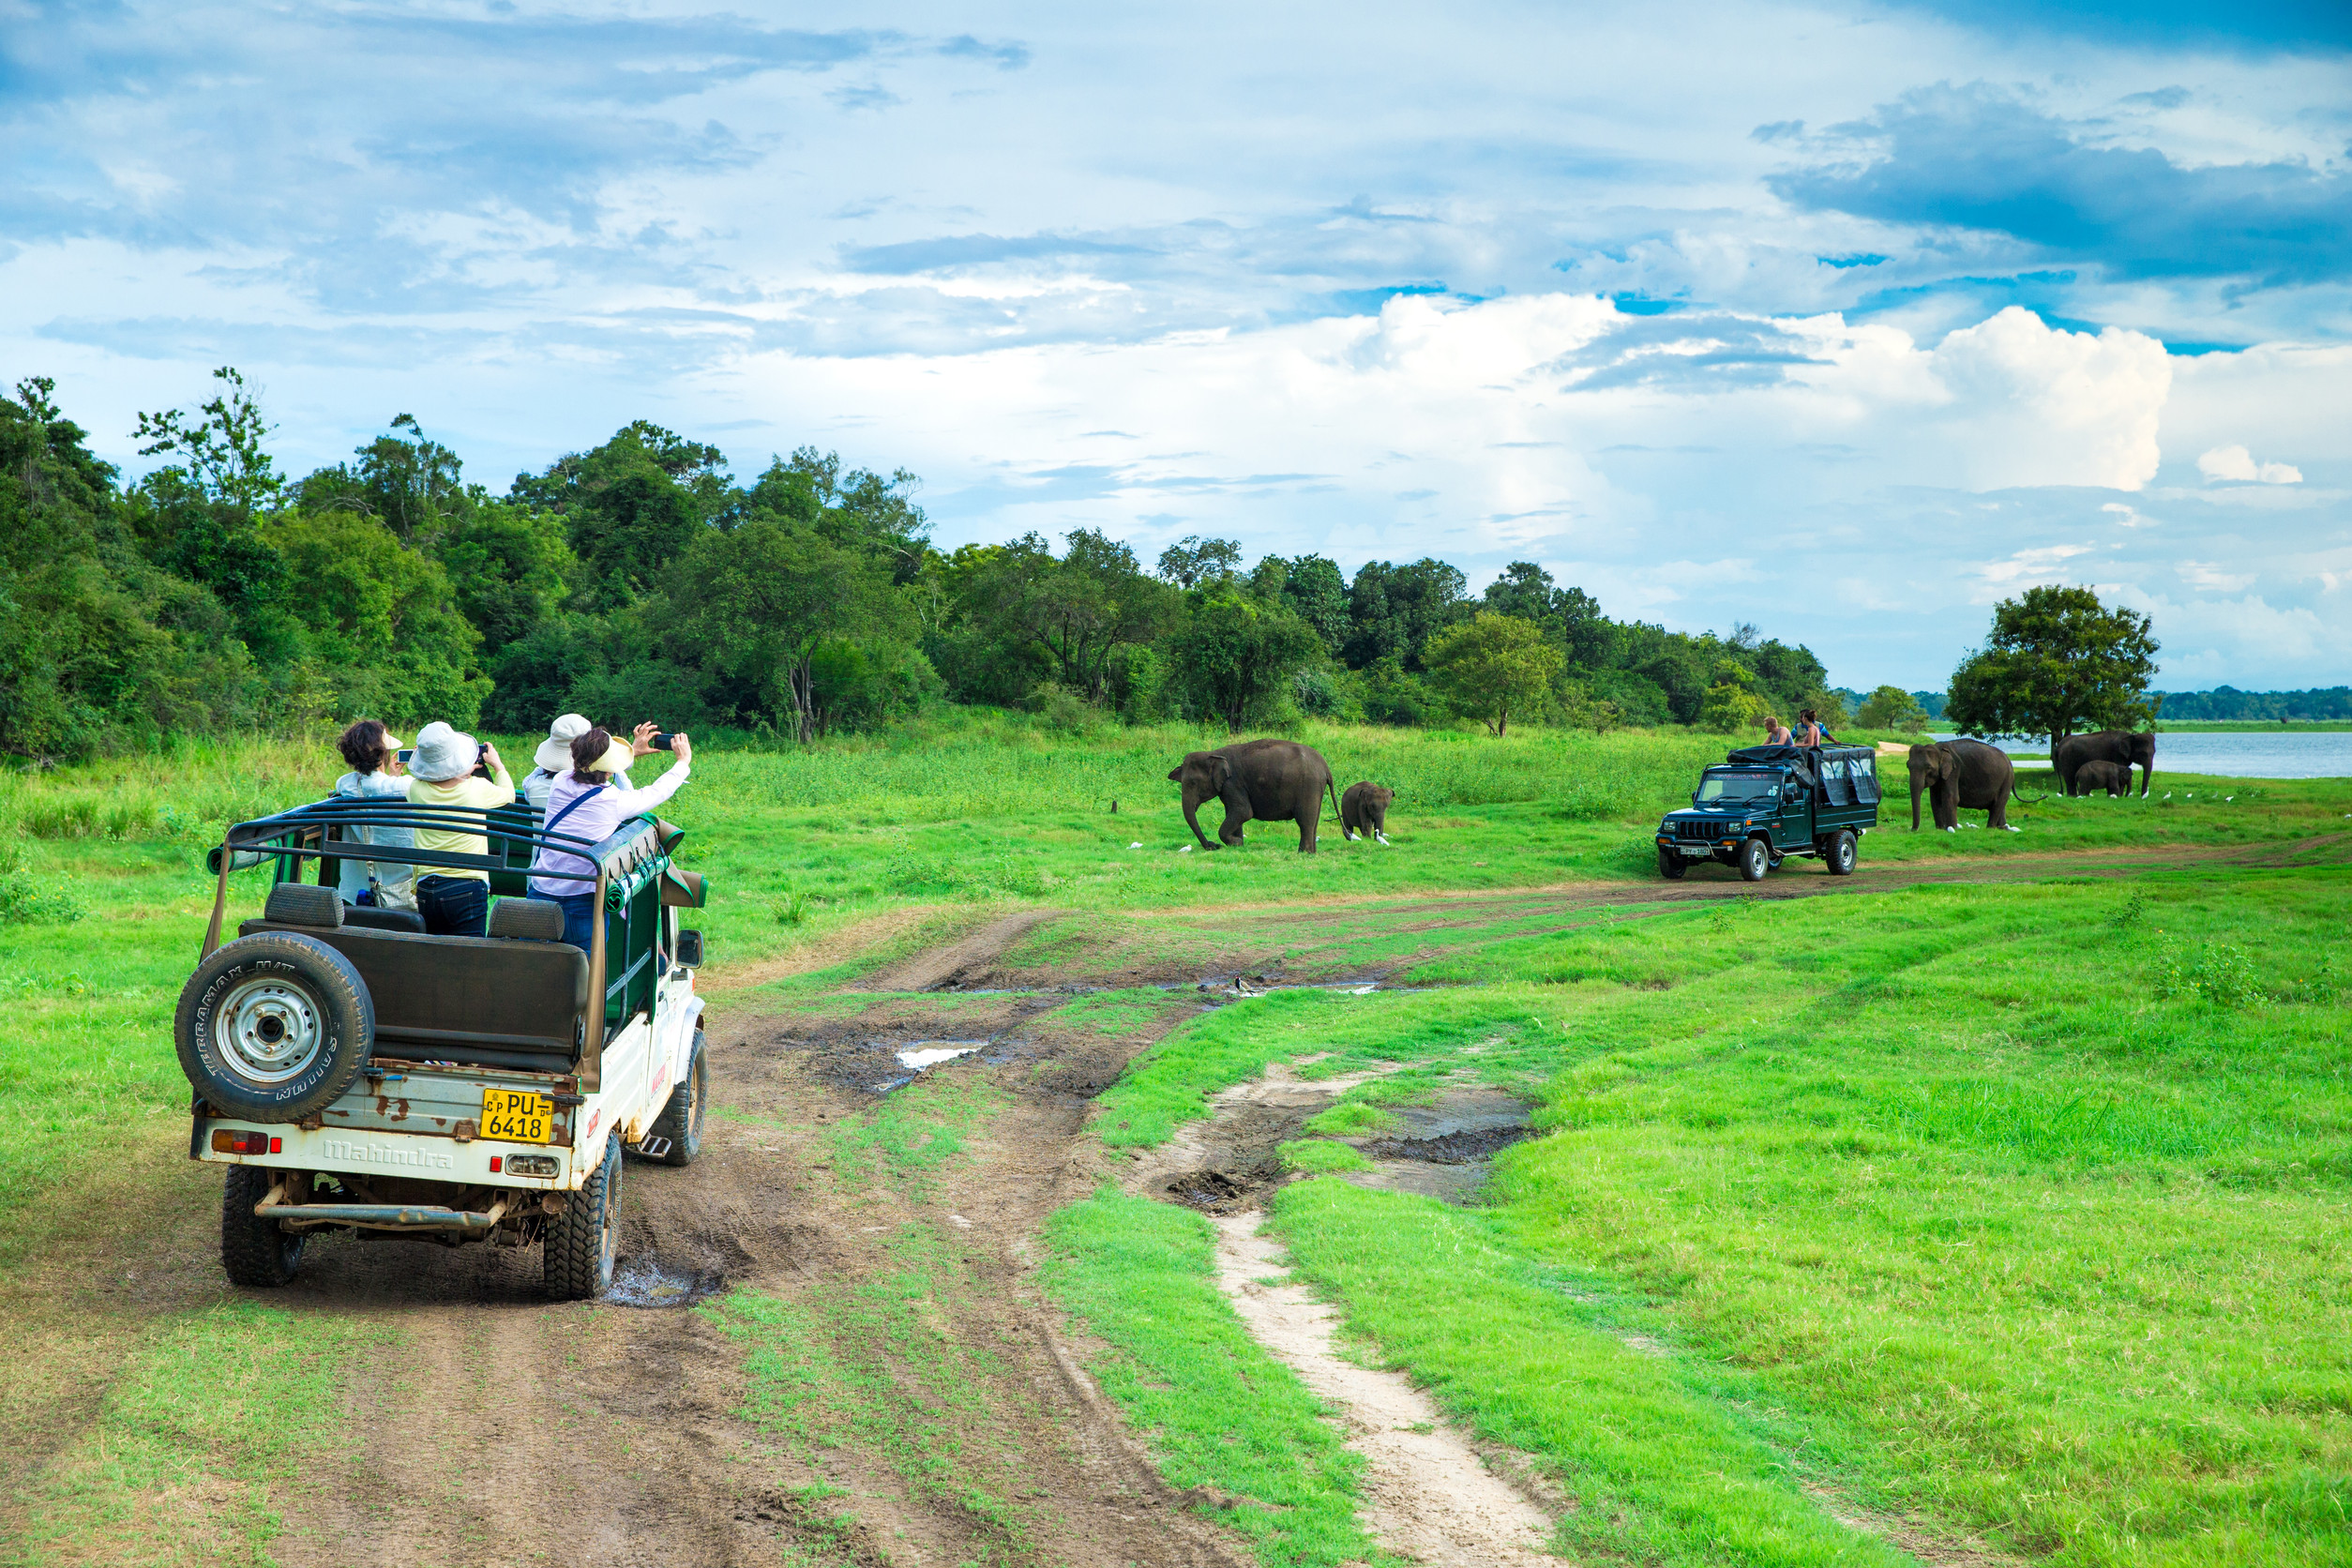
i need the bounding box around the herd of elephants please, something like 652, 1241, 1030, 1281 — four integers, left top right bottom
1165, 729, 2161, 851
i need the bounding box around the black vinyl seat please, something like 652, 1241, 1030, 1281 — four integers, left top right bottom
238, 903, 588, 1073
342, 903, 428, 933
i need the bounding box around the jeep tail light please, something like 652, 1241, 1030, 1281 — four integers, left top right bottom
212, 1129, 270, 1155
269, 1137, 282, 1153
506, 1154, 560, 1178
489, 1155, 503, 1173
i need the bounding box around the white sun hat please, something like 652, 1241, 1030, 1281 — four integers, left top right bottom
535, 713, 596, 774
409, 721, 479, 783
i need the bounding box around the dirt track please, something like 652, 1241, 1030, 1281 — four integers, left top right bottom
260, 912, 1246, 1568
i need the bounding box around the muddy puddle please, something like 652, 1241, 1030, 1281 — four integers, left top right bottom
606, 1257, 729, 1309
1133, 1069, 1536, 1213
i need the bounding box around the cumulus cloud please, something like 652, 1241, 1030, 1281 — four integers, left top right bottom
2196, 444, 2302, 484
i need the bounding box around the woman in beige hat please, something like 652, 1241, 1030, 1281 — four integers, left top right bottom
404, 720, 517, 936
520, 713, 632, 811
527, 723, 693, 951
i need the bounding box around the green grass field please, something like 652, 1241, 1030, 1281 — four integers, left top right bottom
2, 713, 2345, 1567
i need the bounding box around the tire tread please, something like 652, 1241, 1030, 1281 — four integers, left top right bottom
219, 1165, 303, 1288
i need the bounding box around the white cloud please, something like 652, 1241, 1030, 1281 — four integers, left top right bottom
2196, 444, 2303, 484
2177, 560, 2257, 593
1923, 309, 2171, 491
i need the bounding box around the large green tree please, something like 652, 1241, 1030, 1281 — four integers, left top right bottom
1168, 580, 1322, 730
1946, 585, 2160, 744
1344, 558, 1468, 671
516, 422, 733, 608
949, 529, 1170, 701
0, 378, 256, 757
1425, 611, 1563, 736
661, 517, 915, 741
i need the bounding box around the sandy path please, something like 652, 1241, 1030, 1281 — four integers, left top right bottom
1209, 1212, 1556, 1564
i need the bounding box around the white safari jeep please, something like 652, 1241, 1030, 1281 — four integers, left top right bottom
180, 793, 710, 1299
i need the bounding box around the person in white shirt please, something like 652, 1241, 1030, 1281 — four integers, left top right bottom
330, 718, 415, 910
525, 724, 693, 951
520, 713, 630, 811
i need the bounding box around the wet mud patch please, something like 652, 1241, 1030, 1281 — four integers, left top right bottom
1137, 1076, 1538, 1213
608, 1257, 728, 1309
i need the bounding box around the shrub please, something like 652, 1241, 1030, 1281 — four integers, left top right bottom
2155, 944, 2265, 1007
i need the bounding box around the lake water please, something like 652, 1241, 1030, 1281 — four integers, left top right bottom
1928, 731, 2352, 779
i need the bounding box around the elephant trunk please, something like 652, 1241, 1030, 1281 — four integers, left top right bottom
1910, 776, 1922, 831
1181, 788, 1217, 850
2140, 760, 2153, 799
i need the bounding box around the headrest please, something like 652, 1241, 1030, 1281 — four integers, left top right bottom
487, 897, 566, 942
264, 882, 344, 928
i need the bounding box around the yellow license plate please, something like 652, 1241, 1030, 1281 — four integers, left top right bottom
482, 1089, 555, 1144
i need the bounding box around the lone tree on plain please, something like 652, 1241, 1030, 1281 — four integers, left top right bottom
1945, 585, 2159, 744
1425, 611, 1563, 736
1856, 685, 1929, 733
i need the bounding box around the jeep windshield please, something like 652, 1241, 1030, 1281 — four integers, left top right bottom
1696, 771, 1779, 803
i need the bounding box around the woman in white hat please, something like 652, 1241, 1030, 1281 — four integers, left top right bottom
527, 723, 693, 951
331, 718, 415, 910
404, 719, 517, 936
520, 713, 631, 811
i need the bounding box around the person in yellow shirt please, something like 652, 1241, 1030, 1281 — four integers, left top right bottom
404, 720, 518, 936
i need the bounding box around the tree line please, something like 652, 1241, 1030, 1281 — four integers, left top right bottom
0, 369, 1968, 761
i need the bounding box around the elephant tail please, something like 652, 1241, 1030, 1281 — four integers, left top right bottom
1324, 774, 1343, 825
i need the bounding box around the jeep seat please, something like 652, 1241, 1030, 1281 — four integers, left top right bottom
238, 901, 588, 1073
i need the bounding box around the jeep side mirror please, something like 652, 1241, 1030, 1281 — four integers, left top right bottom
675, 929, 704, 968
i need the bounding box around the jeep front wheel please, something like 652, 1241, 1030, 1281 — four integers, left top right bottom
646, 1029, 707, 1167
1737, 837, 1772, 882
1656, 846, 1687, 881
1826, 830, 1858, 876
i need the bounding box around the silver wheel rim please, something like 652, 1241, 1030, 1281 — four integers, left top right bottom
214, 976, 325, 1085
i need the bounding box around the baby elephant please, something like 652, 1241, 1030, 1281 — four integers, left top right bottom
2073, 759, 2132, 797
1341, 782, 1395, 845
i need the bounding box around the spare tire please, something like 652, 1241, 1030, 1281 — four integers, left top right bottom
176, 933, 373, 1123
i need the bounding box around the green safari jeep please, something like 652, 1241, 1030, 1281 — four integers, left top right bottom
1654, 744, 1882, 882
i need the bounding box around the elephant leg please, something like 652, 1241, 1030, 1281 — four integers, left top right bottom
1297, 809, 1318, 853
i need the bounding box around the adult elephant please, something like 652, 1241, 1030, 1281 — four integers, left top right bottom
1168, 739, 1341, 852
2055, 730, 2155, 797
1908, 740, 2019, 833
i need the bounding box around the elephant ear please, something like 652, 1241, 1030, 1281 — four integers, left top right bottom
1208, 755, 1232, 790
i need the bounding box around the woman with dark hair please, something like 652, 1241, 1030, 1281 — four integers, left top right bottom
1793, 708, 1823, 748
526, 722, 695, 952
331, 719, 415, 910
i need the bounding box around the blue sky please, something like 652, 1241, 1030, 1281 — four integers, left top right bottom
3, 1, 2346, 690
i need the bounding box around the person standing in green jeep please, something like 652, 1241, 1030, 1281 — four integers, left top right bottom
405, 720, 516, 936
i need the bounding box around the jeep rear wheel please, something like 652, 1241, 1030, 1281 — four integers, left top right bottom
1826, 829, 1858, 876
1656, 846, 1687, 880
546, 1132, 622, 1301
220, 1164, 304, 1288
176, 933, 374, 1123
1737, 837, 1772, 882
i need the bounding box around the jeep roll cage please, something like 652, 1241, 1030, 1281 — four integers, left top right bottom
198, 797, 705, 1091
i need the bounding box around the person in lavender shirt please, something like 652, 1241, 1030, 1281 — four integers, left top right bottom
525, 723, 694, 952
